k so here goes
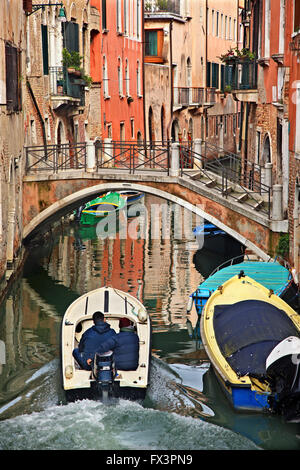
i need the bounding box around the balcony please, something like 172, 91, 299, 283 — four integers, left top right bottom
173, 87, 216, 109
226, 59, 258, 103
49, 66, 85, 110
145, 0, 181, 17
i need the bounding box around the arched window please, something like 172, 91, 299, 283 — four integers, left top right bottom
262, 134, 271, 164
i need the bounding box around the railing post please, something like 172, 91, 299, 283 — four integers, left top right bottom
194, 138, 203, 168
104, 138, 113, 167
264, 162, 273, 188
272, 184, 283, 221
170, 142, 180, 177
86, 140, 96, 172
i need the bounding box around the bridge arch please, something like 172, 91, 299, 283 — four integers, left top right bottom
23, 181, 270, 260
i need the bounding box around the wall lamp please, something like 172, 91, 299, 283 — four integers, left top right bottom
25, 2, 67, 22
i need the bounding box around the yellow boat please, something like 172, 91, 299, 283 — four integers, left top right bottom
200, 272, 300, 422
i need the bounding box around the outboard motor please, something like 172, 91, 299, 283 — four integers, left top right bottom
266, 336, 300, 422
93, 350, 115, 400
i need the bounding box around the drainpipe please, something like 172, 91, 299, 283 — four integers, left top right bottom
26, 79, 47, 149
166, 19, 173, 142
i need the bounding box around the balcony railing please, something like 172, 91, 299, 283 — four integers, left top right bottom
173, 87, 216, 107
145, 0, 181, 15
229, 59, 258, 91
49, 66, 85, 106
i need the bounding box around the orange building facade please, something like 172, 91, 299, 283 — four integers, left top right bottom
90, 0, 145, 142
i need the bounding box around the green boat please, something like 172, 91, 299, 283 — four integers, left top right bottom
79, 192, 126, 225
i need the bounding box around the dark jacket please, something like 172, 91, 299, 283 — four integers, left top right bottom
78, 321, 117, 362
97, 327, 139, 371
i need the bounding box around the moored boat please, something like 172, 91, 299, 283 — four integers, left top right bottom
189, 257, 299, 317
200, 273, 300, 421
61, 286, 151, 402
117, 190, 144, 205
78, 192, 126, 225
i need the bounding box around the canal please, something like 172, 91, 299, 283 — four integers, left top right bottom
0, 194, 299, 450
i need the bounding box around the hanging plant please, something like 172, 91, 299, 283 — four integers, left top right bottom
219, 47, 256, 63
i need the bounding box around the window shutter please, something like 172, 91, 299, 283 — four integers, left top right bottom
5, 43, 19, 112
206, 61, 211, 87
64, 21, 79, 52
41, 24, 49, 75
212, 63, 219, 89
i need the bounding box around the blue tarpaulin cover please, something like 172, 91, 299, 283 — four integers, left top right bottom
213, 300, 300, 377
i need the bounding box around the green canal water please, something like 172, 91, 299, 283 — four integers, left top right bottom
0, 195, 299, 451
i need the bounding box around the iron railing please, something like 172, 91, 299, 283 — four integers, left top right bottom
231, 59, 257, 91
49, 66, 85, 105
95, 140, 171, 174
145, 0, 181, 15
179, 140, 271, 217
25, 142, 87, 173
25, 140, 271, 217
174, 87, 216, 107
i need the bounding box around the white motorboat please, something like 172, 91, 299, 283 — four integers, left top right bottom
61, 286, 151, 401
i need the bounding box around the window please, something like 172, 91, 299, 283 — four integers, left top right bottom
137, 60, 141, 96
118, 58, 123, 96
212, 63, 219, 89
212, 10, 215, 35
125, 59, 130, 96
102, 0, 107, 30
103, 55, 109, 98
216, 12, 219, 37
225, 16, 227, 39
206, 61, 211, 86
145, 30, 164, 62
137, 0, 141, 39
124, 0, 128, 35
131, 118, 135, 139
41, 24, 49, 75
120, 122, 125, 142
5, 42, 22, 112
117, 0, 122, 33
295, 0, 300, 32
63, 21, 79, 52
229, 17, 232, 39
145, 30, 157, 55
221, 14, 223, 38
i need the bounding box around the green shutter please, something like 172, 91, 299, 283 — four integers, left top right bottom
41, 24, 49, 75
64, 21, 79, 52
212, 63, 219, 89
206, 61, 211, 87
145, 31, 157, 56
221, 64, 225, 91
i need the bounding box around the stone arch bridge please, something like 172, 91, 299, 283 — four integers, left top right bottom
22, 140, 288, 260
22, 140, 289, 261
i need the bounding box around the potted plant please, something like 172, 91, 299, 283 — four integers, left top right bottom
219, 47, 256, 63
224, 84, 232, 94
62, 48, 83, 75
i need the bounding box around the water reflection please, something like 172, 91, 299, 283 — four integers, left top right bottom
0, 195, 299, 449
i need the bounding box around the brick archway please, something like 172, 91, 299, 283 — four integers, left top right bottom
22, 179, 272, 260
